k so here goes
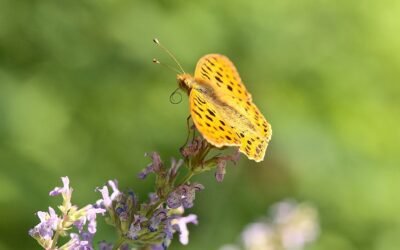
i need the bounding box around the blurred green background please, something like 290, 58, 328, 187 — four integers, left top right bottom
1, 0, 399, 249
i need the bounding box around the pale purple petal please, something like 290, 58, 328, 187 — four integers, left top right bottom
86, 208, 105, 234
172, 214, 198, 245
74, 217, 86, 233
49, 176, 71, 197
29, 207, 60, 240
68, 233, 93, 250
96, 186, 111, 208
96, 180, 120, 209
108, 180, 120, 201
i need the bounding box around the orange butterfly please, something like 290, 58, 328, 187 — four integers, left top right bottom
154, 40, 272, 162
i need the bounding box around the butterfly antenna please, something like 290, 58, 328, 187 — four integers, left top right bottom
153, 38, 186, 74
152, 58, 182, 74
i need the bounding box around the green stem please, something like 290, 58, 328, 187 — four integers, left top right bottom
113, 236, 126, 250
50, 230, 60, 249
180, 171, 194, 185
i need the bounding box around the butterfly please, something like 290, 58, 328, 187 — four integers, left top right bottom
177, 54, 272, 162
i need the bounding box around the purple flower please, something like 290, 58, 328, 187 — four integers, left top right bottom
180, 137, 206, 158
29, 207, 59, 241
49, 176, 73, 211
149, 208, 168, 232
168, 158, 183, 180
149, 192, 160, 205
167, 183, 204, 209
166, 190, 181, 209
127, 215, 148, 240
215, 159, 227, 182
214, 151, 240, 182
49, 176, 71, 197
164, 216, 175, 240
96, 180, 120, 209
68, 232, 94, 250
98, 241, 113, 250
98, 241, 130, 250
86, 207, 106, 234
74, 206, 105, 234
171, 214, 198, 245
151, 244, 167, 250
115, 204, 129, 222
138, 152, 163, 179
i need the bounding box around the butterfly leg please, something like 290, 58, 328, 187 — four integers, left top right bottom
180, 115, 194, 150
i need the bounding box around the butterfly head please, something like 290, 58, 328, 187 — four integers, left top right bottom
177, 74, 195, 94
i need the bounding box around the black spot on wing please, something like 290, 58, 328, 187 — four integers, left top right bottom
215, 76, 223, 83
195, 97, 206, 104
201, 72, 211, 80
206, 59, 215, 66
193, 110, 202, 118
207, 109, 216, 117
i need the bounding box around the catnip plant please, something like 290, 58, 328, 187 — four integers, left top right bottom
29, 137, 240, 250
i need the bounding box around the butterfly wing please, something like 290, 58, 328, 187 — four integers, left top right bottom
189, 85, 272, 162
194, 54, 252, 101
191, 54, 272, 162
189, 88, 241, 148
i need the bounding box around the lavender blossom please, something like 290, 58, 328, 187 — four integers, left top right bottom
138, 152, 164, 179
98, 241, 113, 250
168, 158, 184, 180
49, 176, 72, 212
29, 207, 59, 248
96, 180, 121, 209
66, 232, 94, 250
127, 214, 148, 240
180, 137, 206, 158
149, 208, 168, 232
167, 183, 204, 209
171, 214, 198, 245
31, 135, 244, 249
29, 177, 106, 250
